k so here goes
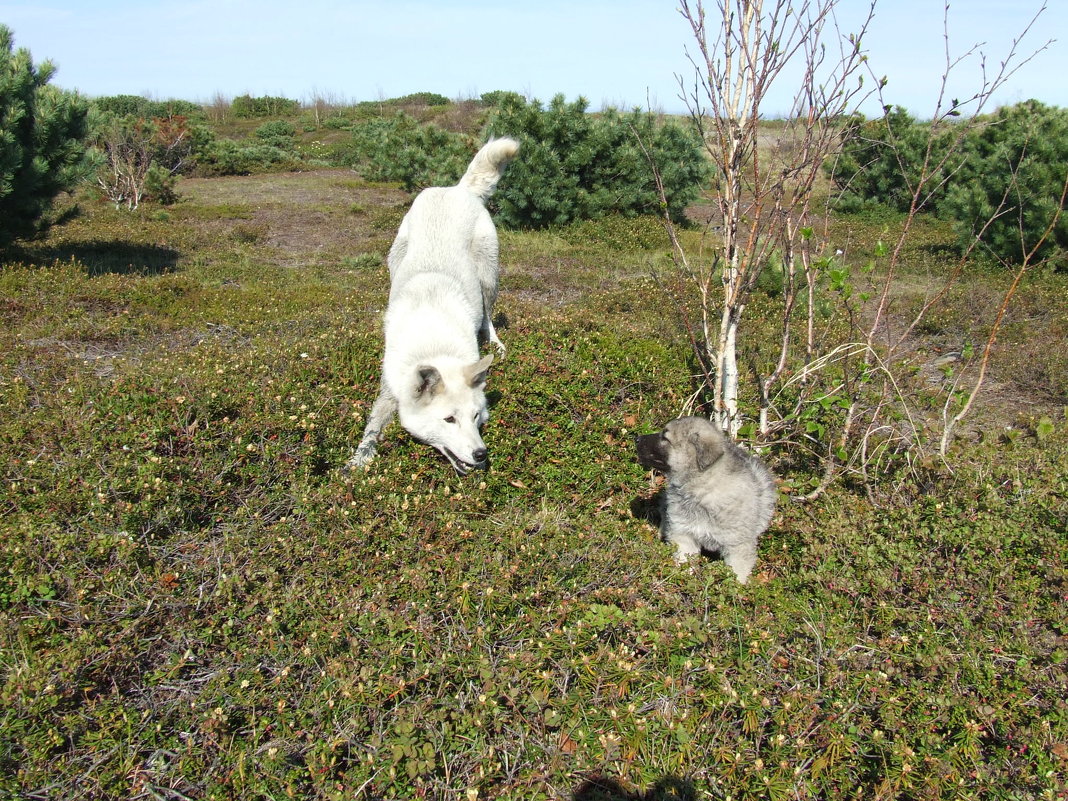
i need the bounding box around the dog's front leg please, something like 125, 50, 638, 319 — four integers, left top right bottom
345, 386, 397, 471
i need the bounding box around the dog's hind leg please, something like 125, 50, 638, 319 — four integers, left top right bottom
345, 386, 397, 471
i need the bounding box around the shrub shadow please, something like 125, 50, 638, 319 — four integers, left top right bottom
20, 241, 181, 277
574, 774, 696, 800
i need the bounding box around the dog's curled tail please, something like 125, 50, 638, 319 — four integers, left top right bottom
458, 137, 520, 201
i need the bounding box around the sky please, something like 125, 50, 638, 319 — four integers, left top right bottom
1, 0, 1064, 118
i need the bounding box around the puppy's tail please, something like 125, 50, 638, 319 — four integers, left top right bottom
458, 137, 520, 201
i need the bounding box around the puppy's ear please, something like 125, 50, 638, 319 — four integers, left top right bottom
414, 365, 442, 400
465, 354, 494, 388
691, 433, 725, 472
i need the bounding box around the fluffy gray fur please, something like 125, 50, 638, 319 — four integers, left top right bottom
635, 416, 777, 583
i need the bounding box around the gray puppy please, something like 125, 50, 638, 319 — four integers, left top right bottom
635, 416, 777, 583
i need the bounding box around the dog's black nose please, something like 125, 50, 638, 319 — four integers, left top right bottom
472, 448, 488, 466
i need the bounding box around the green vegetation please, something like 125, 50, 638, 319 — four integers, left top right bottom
1, 158, 1066, 798
941, 100, 1068, 266
0, 25, 89, 247
231, 93, 301, 119
828, 101, 1068, 268
75, 90, 708, 223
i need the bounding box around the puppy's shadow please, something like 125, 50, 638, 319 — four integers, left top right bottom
629, 491, 662, 528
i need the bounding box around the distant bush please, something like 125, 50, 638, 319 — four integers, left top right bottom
93, 94, 202, 120
345, 113, 474, 191
254, 120, 297, 148
92, 94, 152, 117
391, 92, 451, 107
0, 25, 89, 247
231, 94, 299, 119
940, 100, 1068, 266
197, 139, 302, 176
480, 90, 524, 108
486, 94, 710, 229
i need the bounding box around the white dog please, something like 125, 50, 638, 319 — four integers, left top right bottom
346, 138, 519, 474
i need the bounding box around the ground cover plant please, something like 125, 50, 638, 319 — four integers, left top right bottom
1, 160, 1066, 800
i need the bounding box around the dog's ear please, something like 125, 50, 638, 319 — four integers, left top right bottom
691, 433, 725, 472
414, 365, 442, 400
465, 354, 494, 388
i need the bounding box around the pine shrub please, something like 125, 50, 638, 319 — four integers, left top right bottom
231, 94, 300, 119
828, 101, 1067, 267
826, 106, 949, 215
0, 25, 89, 248
254, 120, 297, 149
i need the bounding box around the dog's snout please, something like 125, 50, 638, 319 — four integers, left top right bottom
472, 448, 488, 466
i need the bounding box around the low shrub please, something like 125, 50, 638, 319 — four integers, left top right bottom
254, 120, 297, 149
196, 139, 302, 176
92, 94, 203, 120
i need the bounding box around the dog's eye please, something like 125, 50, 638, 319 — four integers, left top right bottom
445, 415, 457, 424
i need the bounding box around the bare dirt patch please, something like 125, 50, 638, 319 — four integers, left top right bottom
177, 169, 410, 264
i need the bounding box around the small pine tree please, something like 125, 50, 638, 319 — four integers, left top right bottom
0, 25, 89, 248
347, 113, 474, 191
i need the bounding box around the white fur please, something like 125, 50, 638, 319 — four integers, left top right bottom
347, 138, 519, 474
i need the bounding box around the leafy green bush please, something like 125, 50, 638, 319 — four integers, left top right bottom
486, 94, 710, 229
940, 100, 1068, 266
0, 25, 89, 248
345, 113, 474, 191
231, 94, 299, 119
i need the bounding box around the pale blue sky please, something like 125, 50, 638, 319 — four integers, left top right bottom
1, 1, 1063, 117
